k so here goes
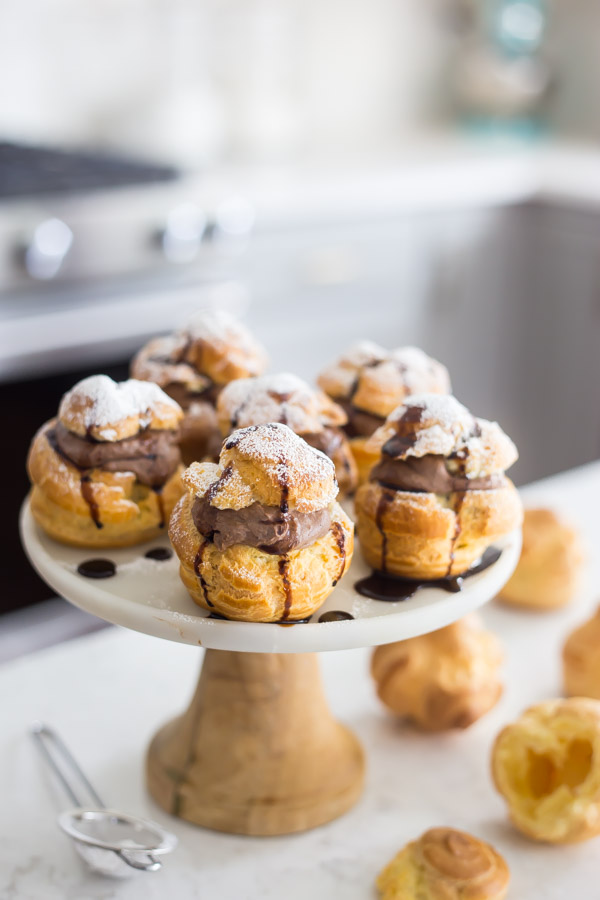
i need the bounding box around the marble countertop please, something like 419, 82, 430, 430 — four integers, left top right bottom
2, 461, 599, 899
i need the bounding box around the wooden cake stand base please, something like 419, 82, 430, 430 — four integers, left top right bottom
146, 650, 365, 836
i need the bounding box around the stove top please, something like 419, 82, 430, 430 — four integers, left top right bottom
0, 141, 179, 198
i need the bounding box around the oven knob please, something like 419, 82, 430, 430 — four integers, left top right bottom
24, 218, 73, 280
160, 203, 206, 263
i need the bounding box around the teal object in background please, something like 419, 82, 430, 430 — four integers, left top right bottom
489, 0, 546, 57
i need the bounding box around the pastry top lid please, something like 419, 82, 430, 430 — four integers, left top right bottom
366, 393, 518, 478
413, 827, 509, 890
58, 375, 183, 442
216, 372, 346, 437
181, 422, 338, 512
317, 342, 451, 419
131, 310, 267, 389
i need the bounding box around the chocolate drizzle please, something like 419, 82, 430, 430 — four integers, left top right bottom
318, 610, 354, 622
79, 475, 102, 529
77, 558, 115, 578
193, 543, 214, 607
381, 404, 424, 457
375, 491, 394, 573
355, 546, 502, 602
206, 463, 233, 504
278, 556, 293, 620
330, 521, 346, 586
145, 547, 172, 561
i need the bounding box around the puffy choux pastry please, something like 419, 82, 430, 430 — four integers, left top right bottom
131, 309, 268, 464
371, 615, 503, 730
563, 605, 600, 699
492, 697, 600, 843
377, 827, 510, 900
498, 508, 584, 610
169, 422, 354, 622
318, 341, 451, 484
27, 375, 184, 547
355, 394, 522, 580
216, 372, 358, 495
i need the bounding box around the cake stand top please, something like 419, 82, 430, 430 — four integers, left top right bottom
20, 502, 520, 653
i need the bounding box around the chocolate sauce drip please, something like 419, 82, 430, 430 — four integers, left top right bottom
382, 405, 425, 457
153, 486, 165, 528
208, 611, 228, 620
79, 475, 102, 529
193, 543, 214, 607
145, 547, 172, 561
355, 546, 502, 602
277, 615, 313, 626
375, 491, 394, 573
447, 492, 466, 577
278, 556, 293, 620
206, 463, 233, 504
330, 521, 346, 586
318, 610, 354, 622
77, 558, 116, 578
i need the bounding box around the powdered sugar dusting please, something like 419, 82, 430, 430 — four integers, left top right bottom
186, 309, 257, 348
59, 375, 180, 440
218, 373, 327, 433
227, 422, 334, 474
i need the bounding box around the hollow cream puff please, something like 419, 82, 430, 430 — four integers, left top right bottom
27, 375, 184, 547
131, 309, 268, 464
318, 342, 451, 483
499, 508, 584, 610
371, 615, 503, 730
216, 372, 358, 495
355, 394, 522, 580
491, 697, 600, 843
377, 827, 510, 900
169, 422, 354, 622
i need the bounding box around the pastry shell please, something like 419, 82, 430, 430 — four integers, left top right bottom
563, 606, 600, 700
355, 480, 522, 579
377, 827, 510, 900
491, 697, 600, 843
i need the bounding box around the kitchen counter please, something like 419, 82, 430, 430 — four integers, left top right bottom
1, 461, 599, 899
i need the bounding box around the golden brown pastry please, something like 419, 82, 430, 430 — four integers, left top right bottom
169, 422, 354, 622
318, 342, 451, 484
27, 375, 184, 547
216, 372, 358, 495
563, 605, 600, 699
492, 697, 600, 843
371, 615, 503, 730
131, 309, 267, 464
355, 394, 522, 580
377, 827, 510, 900
498, 508, 583, 610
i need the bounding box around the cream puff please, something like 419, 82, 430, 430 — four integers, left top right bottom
131, 309, 268, 464
318, 342, 451, 483
355, 394, 522, 580
499, 508, 584, 610
216, 372, 358, 495
377, 827, 510, 900
563, 605, 600, 699
169, 422, 354, 622
371, 615, 503, 730
491, 697, 600, 843
27, 375, 184, 547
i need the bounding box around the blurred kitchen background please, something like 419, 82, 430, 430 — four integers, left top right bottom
2, 0, 600, 654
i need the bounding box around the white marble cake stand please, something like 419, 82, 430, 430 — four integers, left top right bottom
20, 501, 521, 837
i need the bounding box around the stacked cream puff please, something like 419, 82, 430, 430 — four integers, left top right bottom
131, 309, 267, 464
169, 422, 354, 622
318, 342, 451, 484
216, 372, 358, 495
27, 375, 184, 547
355, 393, 522, 579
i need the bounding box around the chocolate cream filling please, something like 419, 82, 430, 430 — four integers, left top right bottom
192, 496, 331, 554
337, 399, 385, 439
164, 380, 221, 412
370, 454, 504, 493
302, 427, 344, 458
50, 422, 180, 487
